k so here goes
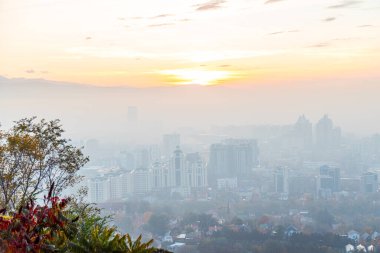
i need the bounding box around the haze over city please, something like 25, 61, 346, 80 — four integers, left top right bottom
1, 1, 380, 253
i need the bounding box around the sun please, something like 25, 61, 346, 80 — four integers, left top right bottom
159, 69, 232, 86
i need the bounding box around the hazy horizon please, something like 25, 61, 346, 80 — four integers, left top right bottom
1, 74, 379, 141
2, 0, 380, 139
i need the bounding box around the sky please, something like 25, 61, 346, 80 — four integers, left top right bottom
1, 0, 380, 87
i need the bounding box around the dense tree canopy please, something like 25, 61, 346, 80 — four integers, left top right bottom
0, 117, 88, 209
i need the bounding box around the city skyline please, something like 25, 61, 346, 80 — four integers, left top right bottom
2, 1, 380, 252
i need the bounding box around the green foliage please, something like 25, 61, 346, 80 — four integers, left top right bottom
145, 214, 170, 236
197, 227, 352, 253
126, 235, 155, 253
0, 119, 163, 253
0, 192, 162, 253
0, 117, 89, 210
181, 212, 218, 234
197, 214, 218, 234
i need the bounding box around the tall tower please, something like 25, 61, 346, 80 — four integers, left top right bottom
163, 134, 180, 158
208, 139, 259, 186
317, 165, 340, 198
315, 114, 341, 150
294, 115, 313, 150
274, 167, 289, 195
170, 146, 185, 187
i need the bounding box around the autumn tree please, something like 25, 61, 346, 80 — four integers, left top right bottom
0, 117, 88, 209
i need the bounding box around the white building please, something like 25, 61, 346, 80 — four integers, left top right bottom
168, 148, 208, 197
130, 168, 151, 195
151, 161, 170, 190
185, 153, 207, 189
217, 178, 238, 190
274, 167, 289, 196
121, 172, 132, 197
88, 176, 110, 203
109, 173, 123, 200
361, 172, 378, 193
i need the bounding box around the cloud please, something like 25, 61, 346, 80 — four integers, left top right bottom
25, 69, 49, 74
268, 31, 284, 35
150, 14, 173, 19
66, 47, 284, 62
327, 1, 361, 9
219, 64, 231, 67
148, 23, 175, 28
265, 0, 284, 4
358, 24, 373, 28
332, 37, 357, 41
267, 30, 298, 35
194, 0, 226, 11
85, 37, 92, 40
310, 42, 330, 48
323, 17, 336, 22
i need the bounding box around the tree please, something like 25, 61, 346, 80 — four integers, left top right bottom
198, 214, 217, 235
230, 216, 244, 226
0, 190, 162, 253
0, 117, 88, 209
145, 214, 170, 236
0, 186, 77, 253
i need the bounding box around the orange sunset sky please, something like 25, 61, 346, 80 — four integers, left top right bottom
0, 0, 379, 87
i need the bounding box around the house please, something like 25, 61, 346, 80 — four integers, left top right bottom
356, 244, 366, 252
361, 232, 370, 242
348, 230, 360, 242
162, 235, 173, 243
175, 234, 186, 243
345, 244, 354, 253
284, 225, 299, 237
371, 231, 380, 240
167, 242, 185, 252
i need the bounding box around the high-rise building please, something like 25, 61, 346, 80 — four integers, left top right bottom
166, 148, 208, 197
109, 172, 123, 201
317, 165, 340, 198
88, 176, 110, 203
163, 134, 180, 158
293, 115, 313, 150
185, 153, 207, 188
151, 161, 170, 190
315, 114, 341, 150
130, 168, 151, 195
217, 178, 238, 190
170, 146, 185, 187
120, 172, 132, 198
274, 167, 289, 195
361, 172, 378, 193
208, 139, 259, 185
